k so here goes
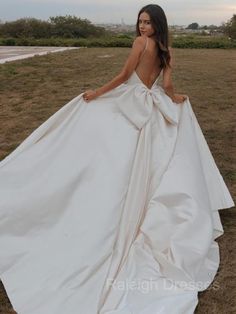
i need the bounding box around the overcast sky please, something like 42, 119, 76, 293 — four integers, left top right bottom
0, 0, 235, 26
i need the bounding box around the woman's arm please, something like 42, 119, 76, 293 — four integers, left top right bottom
83, 36, 146, 101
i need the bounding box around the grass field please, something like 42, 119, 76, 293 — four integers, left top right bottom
0, 47, 235, 313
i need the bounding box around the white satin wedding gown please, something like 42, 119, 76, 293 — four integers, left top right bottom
0, 64, 234, 314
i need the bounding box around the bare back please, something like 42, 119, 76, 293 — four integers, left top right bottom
135, 36, 162, 89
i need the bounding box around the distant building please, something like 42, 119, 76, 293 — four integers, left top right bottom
94, 23, 224, 36
94, 23, 135, 33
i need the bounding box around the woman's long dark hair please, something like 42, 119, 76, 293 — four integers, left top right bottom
136, 4, 172, 70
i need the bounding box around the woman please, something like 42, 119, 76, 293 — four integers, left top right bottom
83, 6, 186, 104
0, 4, 234, 314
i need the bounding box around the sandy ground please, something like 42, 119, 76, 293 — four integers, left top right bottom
0, 46, 79, 64
0, 47, 235, 314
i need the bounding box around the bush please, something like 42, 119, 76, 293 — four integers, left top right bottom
172, 36, 236, 49
0, 38, 16, 45
0, 35, 235, 49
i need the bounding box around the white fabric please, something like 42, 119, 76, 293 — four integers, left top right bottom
0, 69, 234, 314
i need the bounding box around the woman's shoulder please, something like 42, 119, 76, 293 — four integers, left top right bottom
133, 35, 147, 46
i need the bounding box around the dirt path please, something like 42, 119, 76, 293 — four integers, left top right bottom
0, 46, 79, 64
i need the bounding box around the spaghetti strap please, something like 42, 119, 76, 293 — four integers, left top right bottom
139, 36, 148, 61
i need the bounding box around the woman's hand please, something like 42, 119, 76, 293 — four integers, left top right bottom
171, 93, 188, 104
82, 89, 99, 102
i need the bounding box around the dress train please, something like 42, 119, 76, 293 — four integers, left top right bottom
0, 69, 234, 314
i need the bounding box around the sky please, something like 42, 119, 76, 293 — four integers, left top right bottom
0, 0, 235, 26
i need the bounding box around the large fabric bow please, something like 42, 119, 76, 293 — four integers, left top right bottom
116, 84, 180, 129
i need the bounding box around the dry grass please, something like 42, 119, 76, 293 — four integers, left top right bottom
0, 47, 235, 313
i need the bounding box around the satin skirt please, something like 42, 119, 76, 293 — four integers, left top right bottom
0, 72, 234, 314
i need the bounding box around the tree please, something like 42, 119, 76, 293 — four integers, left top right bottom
186, 23, 199, 30
49, 15, 105, 38
221, 14, 236, 39
0, 15, 106, 39
0, 18, 52, 38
